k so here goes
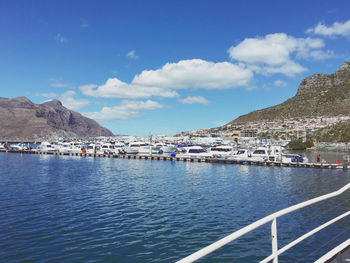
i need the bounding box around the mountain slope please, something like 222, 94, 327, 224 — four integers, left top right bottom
229, 62, 350, 124
0, 97, 113, 140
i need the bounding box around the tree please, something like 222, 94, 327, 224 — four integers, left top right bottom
287, 138, 308, 150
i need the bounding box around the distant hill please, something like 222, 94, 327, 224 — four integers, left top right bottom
227, 62, 350, 125
312, 121, 350, 143
0, 97, 113, 140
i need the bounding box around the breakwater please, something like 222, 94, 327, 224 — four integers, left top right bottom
1, 149, 347, 170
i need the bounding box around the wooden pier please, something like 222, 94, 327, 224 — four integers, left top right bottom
0, 149, 347, 170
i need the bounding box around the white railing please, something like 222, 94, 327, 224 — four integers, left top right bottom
177, 182, 350, 263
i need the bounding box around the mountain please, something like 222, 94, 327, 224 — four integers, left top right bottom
0, 97, 114, 140
227, 62, 350, 125
312, 122, 350, 143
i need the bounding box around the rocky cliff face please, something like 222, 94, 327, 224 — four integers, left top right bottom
0, 97, 114, 140
296, 62, 350, 96
228, 62, 350, 124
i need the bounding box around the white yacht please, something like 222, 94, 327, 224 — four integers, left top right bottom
10, 143, 29, 151
154, 143, 178, 153
125, 142, 161, 154
114, 142, 126, 154
101, 142, 116, 154
86, 143, 104, 154
138, 144, 162, 155
209, 145, 237, 158
282, 153, 309, 163
227, 149, 267, 162
57, 142, 72, 153
176, 146, 212, 159
39, 142, 57, 153
125, 141, 146, 154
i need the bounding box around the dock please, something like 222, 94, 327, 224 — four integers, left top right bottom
0, 149, 347, 170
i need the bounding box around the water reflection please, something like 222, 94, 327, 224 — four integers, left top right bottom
1, 152, 350, 263
292, 150, 349, 164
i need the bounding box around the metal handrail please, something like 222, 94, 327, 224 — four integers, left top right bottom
177, 182, 350, 263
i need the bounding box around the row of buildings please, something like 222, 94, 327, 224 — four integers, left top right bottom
180, 115, 350, 140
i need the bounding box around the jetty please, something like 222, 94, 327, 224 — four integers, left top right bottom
0, 149, 347, 170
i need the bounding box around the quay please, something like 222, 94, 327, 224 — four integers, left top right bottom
0, 149, 347, 170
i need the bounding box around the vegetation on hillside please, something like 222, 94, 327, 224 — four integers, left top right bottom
287, 137, 314, 150
312, 122, 350, 142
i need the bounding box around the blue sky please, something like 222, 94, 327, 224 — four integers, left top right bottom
1, 0, 350, 136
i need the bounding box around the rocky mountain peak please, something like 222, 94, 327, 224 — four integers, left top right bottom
41, 99, 63, 107
0, 97, 114, 140
296, 61, 350, 96
0, 96, 35, 109
338, 62, 350, 72
41, 99, 64, 111
13, 96, 33, 103
227, 62, 350, 124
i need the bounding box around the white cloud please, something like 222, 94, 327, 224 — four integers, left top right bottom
80, 59, 253, 99
132, 59, 252, 89
82, 100, 164, 120
55, 33, 68, 43
227, 33, 332, 76
179, 96, 211, 105
274, 80, 287, 87
306, 20, 350, 37
50, 83, 68, 88
49, 78, 73, 89
58, 91, 89, 110
127, 50, 138, 59
41, 92, 58, 98
35, 92, 57, 98
81, 19, 88, 28
80, 81, 180, 99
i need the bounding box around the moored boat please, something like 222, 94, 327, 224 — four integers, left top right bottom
175, 145, 212, 159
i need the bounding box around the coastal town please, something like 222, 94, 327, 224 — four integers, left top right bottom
180, 115, 350, 144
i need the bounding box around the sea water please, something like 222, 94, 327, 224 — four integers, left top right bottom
0, 152, 349, 262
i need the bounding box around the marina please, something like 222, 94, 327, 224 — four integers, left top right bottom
2, 2, 350, 263
0, 148, 347, 170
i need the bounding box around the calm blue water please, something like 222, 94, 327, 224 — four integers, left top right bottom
0, 152, 349, 263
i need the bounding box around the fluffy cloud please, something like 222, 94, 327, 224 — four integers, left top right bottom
80, 59, 253, 99
82, 100, 164, 120
228, 33, 332, 76
58, 91, 89, 110
127, 50, 138, 59
274, 80, 287, 87
306, 20, 350, 37
81, 19, 88, 28
50, 83, 68, 88
55, 33, 68, 43
179, 96, 211, 105
132, 59, 252, 89
40, 92, 58, 98
80, 81, 180, 99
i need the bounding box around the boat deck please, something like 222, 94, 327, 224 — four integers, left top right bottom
316, 239, 350, 263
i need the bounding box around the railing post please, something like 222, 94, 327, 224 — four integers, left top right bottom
271, 218, 278, 263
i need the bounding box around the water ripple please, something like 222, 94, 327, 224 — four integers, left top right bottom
0, 153, 349, 262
